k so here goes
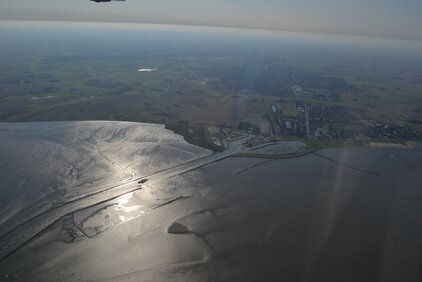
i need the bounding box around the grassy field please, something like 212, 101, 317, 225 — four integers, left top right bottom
165, 122, 224, 152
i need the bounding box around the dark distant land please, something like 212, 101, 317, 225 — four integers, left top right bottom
0, 23, 421, 151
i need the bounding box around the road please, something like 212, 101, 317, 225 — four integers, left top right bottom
0, 136, 248, 261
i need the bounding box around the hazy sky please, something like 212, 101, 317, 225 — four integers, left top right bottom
1, 0, 421, 40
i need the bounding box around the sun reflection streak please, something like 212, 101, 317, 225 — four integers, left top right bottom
115, 193, 143, 214
114, 192, 148, 224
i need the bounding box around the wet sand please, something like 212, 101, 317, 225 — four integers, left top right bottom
0, 121, 210, 235
0, 140, 421, 281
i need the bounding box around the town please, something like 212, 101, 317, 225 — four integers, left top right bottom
207, 99, 421, 151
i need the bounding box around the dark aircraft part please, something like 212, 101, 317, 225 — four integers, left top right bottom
91, 0, 125, 3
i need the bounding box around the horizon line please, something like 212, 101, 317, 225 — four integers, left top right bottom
1, 19, 422, 44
